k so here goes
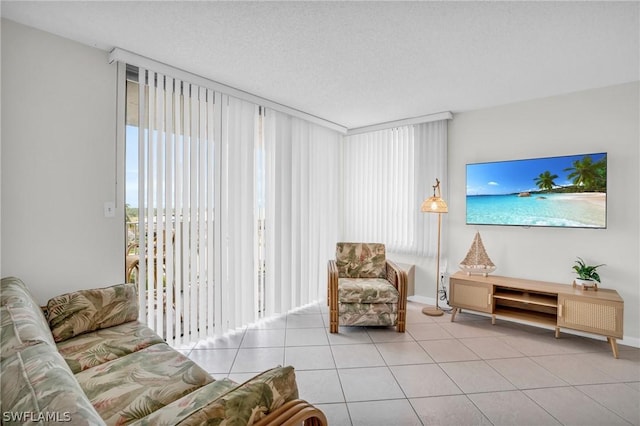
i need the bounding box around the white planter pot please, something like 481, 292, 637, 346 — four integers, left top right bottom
574, 278, 598, 290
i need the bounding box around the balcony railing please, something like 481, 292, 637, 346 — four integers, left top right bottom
125, 217, 267, 318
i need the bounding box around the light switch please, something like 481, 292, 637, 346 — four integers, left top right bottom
104, 202, 115, 218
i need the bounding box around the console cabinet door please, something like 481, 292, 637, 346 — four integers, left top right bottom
557, 294, 623, 338
449, 278, 493, 314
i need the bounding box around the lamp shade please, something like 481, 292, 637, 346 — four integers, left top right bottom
421, 196, 448, 213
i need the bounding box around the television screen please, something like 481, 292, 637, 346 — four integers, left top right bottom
466, 153, 607, 228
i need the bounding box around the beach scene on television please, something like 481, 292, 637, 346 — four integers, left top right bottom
466, 153, 607, 228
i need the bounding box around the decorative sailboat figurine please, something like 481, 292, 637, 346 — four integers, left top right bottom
459, 232, 496, 276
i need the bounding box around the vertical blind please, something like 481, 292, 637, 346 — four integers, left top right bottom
136, 69, 262, 343
413, 120, 449, 257
130, 57, 444, 342
133, 67, 342, 343
220, 96, 260, 330
263, 111, 341, 312
342, 119, 448, 257
137, 69, 219, 342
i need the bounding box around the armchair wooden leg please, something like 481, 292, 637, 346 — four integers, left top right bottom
329, 307, 338, 333
396, 300, 407, 332
396, 310, 406, 332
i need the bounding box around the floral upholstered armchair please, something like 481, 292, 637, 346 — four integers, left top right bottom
327, 242, 407, 333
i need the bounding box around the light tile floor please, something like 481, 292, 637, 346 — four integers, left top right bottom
180, 301, 640, 425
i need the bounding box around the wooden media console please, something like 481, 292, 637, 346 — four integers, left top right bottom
448, 271, 624, 358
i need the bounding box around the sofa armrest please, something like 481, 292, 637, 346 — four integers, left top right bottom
1, 342, 106, 426
129, 378, 238, 425
254, 399, 328, 426
131, 366, 299, 426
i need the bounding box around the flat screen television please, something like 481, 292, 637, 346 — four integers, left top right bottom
466, 152, 607, 228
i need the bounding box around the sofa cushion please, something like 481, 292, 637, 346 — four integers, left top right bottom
338, 278, 399, 303
339, 302, 398, 327
46, 283, 139, 342
0, 342, 105, 426
56, 321, 165, 374
75, 342, 213, 425
152, 365, 299, 426
336, 243, 387, 278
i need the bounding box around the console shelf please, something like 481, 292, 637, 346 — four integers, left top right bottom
493, 307, 558, 327
493, 288, 557, 307
448, 272, 624, 358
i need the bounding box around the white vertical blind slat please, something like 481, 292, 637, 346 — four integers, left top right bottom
146, 71, 156, 329
213, 91, 223, 336
173, 78, 183, 345
165, 76, 175, 342
155, 73, 165, 338
137, 68, 147, 322
219, 94, 230, 331
253, 105, 260, 321
206, 89, 216, 338
189, 87, 198, 337
197, 86, 207, 340
263, 111, 277, 316
182, 84, 191, 340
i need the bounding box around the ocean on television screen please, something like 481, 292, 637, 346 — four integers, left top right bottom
466, 193, 605, 228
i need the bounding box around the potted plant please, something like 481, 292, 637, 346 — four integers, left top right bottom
572, 257, 604, 289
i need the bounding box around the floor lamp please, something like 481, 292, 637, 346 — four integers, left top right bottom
421, 178, 448, 316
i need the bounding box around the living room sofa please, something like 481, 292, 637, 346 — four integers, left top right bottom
0, 277, 327, 425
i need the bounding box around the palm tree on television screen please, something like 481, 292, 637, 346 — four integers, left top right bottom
564, 155, 606, 192
534, 171, 558, 192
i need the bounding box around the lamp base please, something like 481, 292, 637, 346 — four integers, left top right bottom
422, 306, 444, 316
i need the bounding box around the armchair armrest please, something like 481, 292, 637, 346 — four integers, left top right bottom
386, 260, 408, 332
386, 261, 407, 291
327, 260, 339, 333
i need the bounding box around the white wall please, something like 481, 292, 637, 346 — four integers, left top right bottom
448, 82, 640, 345
1, 19, 124, 303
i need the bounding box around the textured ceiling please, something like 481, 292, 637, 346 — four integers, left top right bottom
2, 1, 638, 130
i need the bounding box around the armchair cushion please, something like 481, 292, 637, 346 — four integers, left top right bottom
339, 303, 397, 327
46, 283, 139, 342
336, 242, 386, 278
338, 278, 399, 303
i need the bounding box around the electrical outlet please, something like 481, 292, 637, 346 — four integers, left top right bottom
104, 202, 115, 218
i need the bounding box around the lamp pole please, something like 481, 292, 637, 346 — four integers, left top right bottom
421, 178, 447, 317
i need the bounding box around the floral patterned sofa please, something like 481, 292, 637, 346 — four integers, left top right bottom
0, 277, 327, 426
